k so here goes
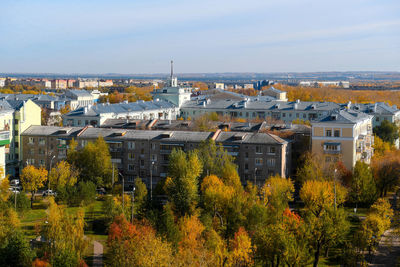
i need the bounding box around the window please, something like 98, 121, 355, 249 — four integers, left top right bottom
38, 148, 45, 155
255, 146, 262, 154
245, 163, 248, 170
245, 152, 249, 158
282, 113, 286, 118
128, 164, 135, 171
296, 113, 299, 118
269, 146, 276, 154
303, 114, 306, 118
140, 160, 145, 167
140, 148, 145, 154
151, 143, 156, 150
376, 117, 380, 122
151, 154, 157, 162
128, 141, 135, 150
334, 130, 340, 137
325, 156, 331, 163
326, 130, 332, 137
30, 148, 34, 155
28, 137, 34, 144
267, 158, 275, 167
324, 144, 340, 151
127, 176, 134, 182
128, 153, 135, 160
255, 158, 263, 166
39, 138, 46, 145
27, 159, 35, 165
39, 159, 45, 166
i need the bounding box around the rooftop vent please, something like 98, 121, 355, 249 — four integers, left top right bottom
330, 114, 338, 120
114, 131, 127, 136
233, 133, 246, 140
160, 132, 172, 138
58, 127, 72, 134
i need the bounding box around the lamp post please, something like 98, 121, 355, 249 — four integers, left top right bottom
334, 168, 337, 211
131, 186, 135, 223
254, 168, 258, 187
48, 155, 56, 192
119, 172, 124, 211
150, 161, 154, 201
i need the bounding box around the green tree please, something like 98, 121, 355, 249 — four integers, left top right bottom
296, 152, 324, 184
133, 178, 148, 219
372, 150, 400, 196
373, 119, 399, 144
350, 161, 377, 206
20, 165, 48, 208
0, 231, 35, 267
68, 137, 113, 188
165, 149, 202, 217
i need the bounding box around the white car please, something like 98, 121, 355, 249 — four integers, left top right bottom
42, 190, 56, 197
10, 179, 20, 186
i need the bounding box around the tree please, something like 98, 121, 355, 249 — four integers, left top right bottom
0, 177, 10, 203
49, 161, 78, 190
300, 180, 349, 267
0, 231, 35, 267
372, 150, 400, 196
165, 149, 202, 217
176, 215, 215, 266
43, 198, 88, 265
68, 137, 113, 188
201, 175, 235, 228
261, 175, 294, 216
107, 216, 173, 267
350, 161, 377, 206
227, 227, 254, 267
133, 178, 148, 219
296, 153, 324, 184
373, 136, 393, 156
373, 120, 399, 144
197, 139, 241, 189
20, 165, 48, 208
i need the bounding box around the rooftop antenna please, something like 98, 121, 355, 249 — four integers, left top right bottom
170, 60, 174, 79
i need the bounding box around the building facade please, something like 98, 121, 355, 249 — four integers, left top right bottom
311, 109, 373, 170
21, 126, 289, 188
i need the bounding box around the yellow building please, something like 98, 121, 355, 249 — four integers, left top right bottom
312, 109, 373, 170
5, 99, 41, 177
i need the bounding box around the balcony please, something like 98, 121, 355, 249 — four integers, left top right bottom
0, 130, 10, 146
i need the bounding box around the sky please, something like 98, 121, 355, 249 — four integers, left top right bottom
1, 0, 399, 74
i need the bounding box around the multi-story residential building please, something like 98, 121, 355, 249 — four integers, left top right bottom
51, 79, 67, 89
0, 99, 41, 177
63, 100, 180, 127
75, 79, 99, 89
311, 109, 373, 170
348, 102, 400, 127
0, 107, 13, 178
21, 126, 289, 188
64, 90, 94, 109
0, 78, 6, 88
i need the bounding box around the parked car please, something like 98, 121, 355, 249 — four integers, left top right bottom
9, 188, 20, 194
42, 190, 56, 197
10, 179, 20, 186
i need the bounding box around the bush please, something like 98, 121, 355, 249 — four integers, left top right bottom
55, 181, 96, 206
0, 231, 35, 267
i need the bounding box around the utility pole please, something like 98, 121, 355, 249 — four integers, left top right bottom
131, 186, 135, 223
150, 161, 154, 201
334, 169, 337, 211
119, 172, 124, 211
254, 168, 257, 187
48, 155, 55, 192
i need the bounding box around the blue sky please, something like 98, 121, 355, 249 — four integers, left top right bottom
1, 0, 399, 73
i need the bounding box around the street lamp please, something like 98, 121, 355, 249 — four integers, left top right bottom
254, 168, 258, 187
48, 155, 56, 192
150, 161, 155, 201
334, 169, 337, 211
131, 186, 136, 223
119, 172, 125, 210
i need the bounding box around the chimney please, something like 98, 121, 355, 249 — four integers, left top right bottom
211, 129, 221, 141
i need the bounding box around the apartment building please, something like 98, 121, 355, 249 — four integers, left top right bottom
21, 126, 289, 188
64, 90, 94, 109
63, 100, 180, 127
311, 109, 373, 170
